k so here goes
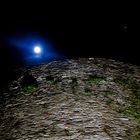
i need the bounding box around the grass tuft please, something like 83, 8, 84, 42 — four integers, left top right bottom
88, 75, 105, 84
22, 85, 36, 95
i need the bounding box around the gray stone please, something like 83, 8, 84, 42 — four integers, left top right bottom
0, 58, 140, 140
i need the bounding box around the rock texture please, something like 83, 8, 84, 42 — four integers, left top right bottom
0, 58, 140, 140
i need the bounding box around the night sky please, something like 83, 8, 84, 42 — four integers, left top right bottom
0, 3, 139, 87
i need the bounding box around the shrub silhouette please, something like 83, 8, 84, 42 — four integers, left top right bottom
21, 70, 38, 88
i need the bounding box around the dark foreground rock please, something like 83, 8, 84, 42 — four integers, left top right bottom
0, 58, 140, 140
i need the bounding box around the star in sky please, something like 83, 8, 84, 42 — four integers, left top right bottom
123, 26, 127, 29
121, 25, 128, 30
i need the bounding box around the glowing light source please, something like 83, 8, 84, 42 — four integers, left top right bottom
34, 46, 41, 54
8, 36, 63, 66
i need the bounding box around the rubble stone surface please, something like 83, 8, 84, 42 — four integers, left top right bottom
0, 58, 140, 139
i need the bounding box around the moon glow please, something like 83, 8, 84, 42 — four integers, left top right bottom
34, 46, 41, 54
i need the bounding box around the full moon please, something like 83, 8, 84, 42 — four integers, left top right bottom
34, 46, 41, 54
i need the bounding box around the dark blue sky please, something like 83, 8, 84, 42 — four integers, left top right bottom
0, 2, 139, 87
0, 2, 139, 68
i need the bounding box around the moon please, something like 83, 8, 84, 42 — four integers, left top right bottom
34, 46, 41, 54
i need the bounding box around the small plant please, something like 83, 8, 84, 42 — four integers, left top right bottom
84, 92, 92, 96
125, 126, 140, 140
88, 75, 105, 85
124, 97, 140, 122
113, 77, 140, 122
124, 108, 140, 122
126, 80, 140, 122
22, 85, 36, 95
113, 77, 129, 87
